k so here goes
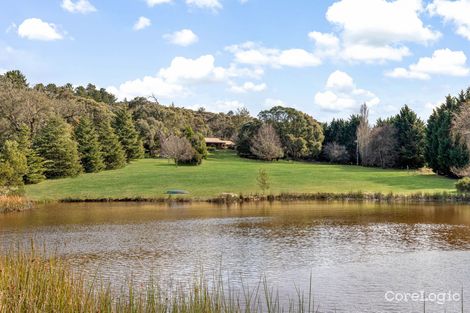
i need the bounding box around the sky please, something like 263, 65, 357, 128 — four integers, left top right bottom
1, 0, 470, 122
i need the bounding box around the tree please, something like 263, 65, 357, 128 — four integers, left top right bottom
258, 106, 324, 159
392, 105, 426, 169
2, 70, 28, 88
17, 125, 46, 184
236, 120, 262, 158
426, 95, 469, 177
182, 126, 208, 165
364, 124, 399, 168
96, 119, 127, 170
160, 135, 195, 166
0, 140, 28, 194
356, 103, 370, 166
34, 116, 82, 178
324, 142, 349, 164
113, 108, 144, 162
256, 169, 270, 194
250, 124, 284, 161
322, 115, 360, 164
74, 117, 105, 173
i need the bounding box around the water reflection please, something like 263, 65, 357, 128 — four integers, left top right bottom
0, 201, 469, 312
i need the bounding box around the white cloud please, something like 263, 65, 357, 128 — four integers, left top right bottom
163, 29, 199, 46
263, 98, 287, 108
315, 70, 380, 112
308, 31, 340, 57
146, 0, 173, 6
133, 17, 151, 31
230, 81, 267, 93
17, 18, 63, 41
279, 49, 321, 67
61, 0, 96, 14
428, 0, 470, 40
386, 48, 470, 79
321, 0, 440, 62
226, 42, 321, 68
108, 55, 260, 100
186, 0, 222, 10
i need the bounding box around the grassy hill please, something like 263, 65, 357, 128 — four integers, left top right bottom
25, 151, 457, 201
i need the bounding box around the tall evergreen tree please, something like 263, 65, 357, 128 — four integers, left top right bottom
74, 117, 105, 173
17, 125, 46, 184
113, 108, 144, 162
392, 105, 426, 169
96, 119, 126, 170
426, 96, 469, 177
0, 140, 28, 192
34, 116, 82, 178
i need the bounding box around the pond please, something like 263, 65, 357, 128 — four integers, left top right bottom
1, 201, 469, 312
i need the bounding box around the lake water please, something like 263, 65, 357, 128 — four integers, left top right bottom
0, 201, 469, 312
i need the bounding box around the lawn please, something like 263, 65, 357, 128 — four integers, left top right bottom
25, 151, 457, 201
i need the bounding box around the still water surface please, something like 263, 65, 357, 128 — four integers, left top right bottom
1, 201, 469, 312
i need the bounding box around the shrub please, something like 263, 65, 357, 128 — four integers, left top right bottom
456, 177, 470, 193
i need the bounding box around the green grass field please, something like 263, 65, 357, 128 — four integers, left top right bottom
25, 151, 457, 201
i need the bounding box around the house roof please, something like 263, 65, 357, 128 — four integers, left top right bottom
205, 137, 235, 145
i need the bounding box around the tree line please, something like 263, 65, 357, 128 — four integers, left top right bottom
2, 70, 470, 195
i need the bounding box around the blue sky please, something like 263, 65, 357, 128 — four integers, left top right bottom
1, 0, 470, 122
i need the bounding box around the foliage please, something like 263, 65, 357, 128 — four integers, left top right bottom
250, 124, 284, 161
256, 168, 270, 193
364, 124, 399, 168
0, 140, 27, 194
391, 105, 426, 169
322, 115, 360, 164
324, 142, 349, 164
456, 177, 470, 193
426, 95, 469, 177
34, 116, 82, 179
160, 135, 195, 166
74, 117, 105, 173
113, 108, 145, 162
16, 125, 46, 184
96, 119, 127, 170
235, 120, 262, 158
258, 106, 324, 159
2, 70, 29, 88
181, 126, 208, 165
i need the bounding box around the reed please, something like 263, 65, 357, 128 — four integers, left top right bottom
0, 195, 32, 213
0, 246, 316, 313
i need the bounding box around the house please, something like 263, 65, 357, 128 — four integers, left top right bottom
205, 137, 235, 149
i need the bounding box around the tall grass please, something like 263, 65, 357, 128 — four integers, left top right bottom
0, 195, 32, 213
0, 246, 316, 313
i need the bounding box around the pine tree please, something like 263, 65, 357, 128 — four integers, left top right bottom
74, 117, 105, 173
34, 116, 82, 178
392, 105, 426, 169
96, 119, 126, 170
17, 125, 46, 184
426, 96, 469, 177
0, 140, 28, 192
113, 108, 144, 162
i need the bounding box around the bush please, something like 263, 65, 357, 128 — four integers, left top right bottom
456, 177, 470, 193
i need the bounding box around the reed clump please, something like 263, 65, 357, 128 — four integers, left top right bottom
0, 195, 32, 213
0, 246, 317, 313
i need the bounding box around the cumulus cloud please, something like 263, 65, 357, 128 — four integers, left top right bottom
163, 29, 199, 46
263, 98, 287, 108
315, 0, 441, 62
428, 0, 470, 40
186, 0, 222, 10
133, 17, 151, 31
146, 0, 173, 6
108, 55, 260, 100
61, 0, 96, 13
386, 49, 470, 79
17, 18, 63, 41
229, 81, 267, 93
226, 42, 321, 68
315, 70, 380, 112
